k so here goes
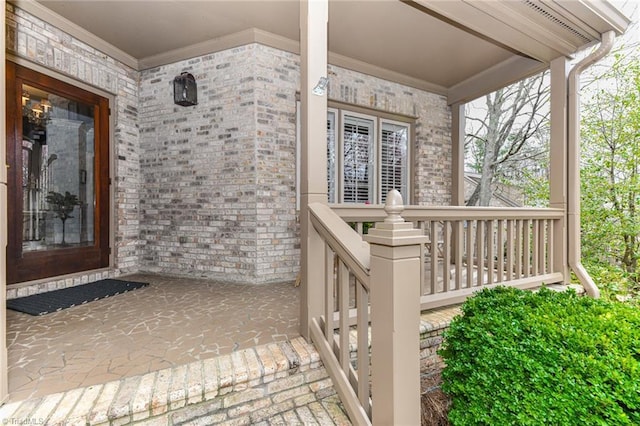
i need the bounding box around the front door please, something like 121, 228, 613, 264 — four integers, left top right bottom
5, 62, 110, 284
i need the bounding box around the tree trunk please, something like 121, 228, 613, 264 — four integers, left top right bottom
464, 72, 549, 208
61, 218, 67, 245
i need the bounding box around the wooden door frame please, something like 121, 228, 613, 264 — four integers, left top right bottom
5, 61, 110, 284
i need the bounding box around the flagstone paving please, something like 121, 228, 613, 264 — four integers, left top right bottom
6, 273, 300, 402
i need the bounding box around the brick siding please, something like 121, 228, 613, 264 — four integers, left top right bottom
6, 4, 452, 289
138, 44, 452, 283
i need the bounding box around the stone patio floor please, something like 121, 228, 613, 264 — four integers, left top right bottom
6, 273, 300, 403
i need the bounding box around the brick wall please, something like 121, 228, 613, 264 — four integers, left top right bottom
325, 66, 452, 205
6, 4, 452, 288
5, 3, 140, 294
138, 44, 451, 283
138, 46, 302, 283
138, 47, 262, 281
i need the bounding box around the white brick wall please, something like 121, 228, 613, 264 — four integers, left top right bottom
139, 46, 262, 282
138, 44, 451, 283
324, 65, 452, 205
6, 5, 452, 288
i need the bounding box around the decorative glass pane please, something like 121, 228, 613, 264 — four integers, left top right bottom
21, 84, 95, 252
343, 115, 374, 203
380, 121, 409, 203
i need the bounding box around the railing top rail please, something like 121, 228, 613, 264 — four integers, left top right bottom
309, 202, 370, 288
330, 204, 564, 221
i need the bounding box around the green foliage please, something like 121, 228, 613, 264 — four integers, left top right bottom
348, 221, 374, 235
46, 191, 80, 221
440, 287, 640, 426
582, 260, 640, 305
580, 53, 640, 282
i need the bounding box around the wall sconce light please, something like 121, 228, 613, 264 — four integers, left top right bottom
173, 72, 198, 106
312, 76, 329, 96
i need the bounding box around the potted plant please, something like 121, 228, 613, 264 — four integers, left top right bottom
45, 191, 80, 245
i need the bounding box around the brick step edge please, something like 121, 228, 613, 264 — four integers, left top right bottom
0, 337, 325, 425
343, 304, 463, 356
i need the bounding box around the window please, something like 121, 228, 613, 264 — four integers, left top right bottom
298, 102, 412, 206
380, 120, 409, 202
341, 112, 375, 203
326, 107, 411, 204
6, 62, 110, 284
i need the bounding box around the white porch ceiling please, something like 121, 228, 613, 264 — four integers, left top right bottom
25, 0, 629, 103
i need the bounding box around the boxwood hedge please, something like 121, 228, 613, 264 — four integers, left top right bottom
439, 287, 640, 425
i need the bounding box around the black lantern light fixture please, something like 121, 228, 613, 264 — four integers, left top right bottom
173, 72, 198, 106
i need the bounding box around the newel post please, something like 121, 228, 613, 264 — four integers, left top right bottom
364, 190, 426, 426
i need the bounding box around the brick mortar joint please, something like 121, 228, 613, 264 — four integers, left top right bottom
2, 338, 323, 423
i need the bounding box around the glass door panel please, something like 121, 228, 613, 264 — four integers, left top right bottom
21, 84, 96, 251
7, 61, 110, 284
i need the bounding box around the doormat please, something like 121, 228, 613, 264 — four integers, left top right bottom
6, 279, 149, 316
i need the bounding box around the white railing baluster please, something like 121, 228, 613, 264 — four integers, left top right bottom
515, 219, 523, 279
476, 220, 484, 287
443, 221, 451, 292
538, 220, 547, 275
339, 260, 350, 371
418, 221, 427, 296
487, 220, 494, 285
454, 221, 463, 290
356, 281, 370, 417
506, 219, 515, 280
547, 219, 554, 274
524, 219, 531, 278
325, 244, 335, 339
532, 220, 540, 276
466, 220, 474, 288
497, 219, 504, 283
430, 221, 438, 294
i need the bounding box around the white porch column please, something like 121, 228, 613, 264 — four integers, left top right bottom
1, 0, 9, 403
451, 102, 466, 269
299, 0, 328, 340
549, 57, 569, 281
451, 102, 466, 206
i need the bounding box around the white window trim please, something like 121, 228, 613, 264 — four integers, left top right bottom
296, 100, 413, 208
339, 110, 377, 204
378, 117, 411, 204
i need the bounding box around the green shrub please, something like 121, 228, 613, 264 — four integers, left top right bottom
581, 260, 640, 306
439, 287, 640, 425
348, 221, 374, 235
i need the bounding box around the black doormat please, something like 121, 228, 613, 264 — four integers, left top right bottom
6, 279, 149, 316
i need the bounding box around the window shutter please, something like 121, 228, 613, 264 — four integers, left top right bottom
343, 115, 374, 203
380, 122, 409, 203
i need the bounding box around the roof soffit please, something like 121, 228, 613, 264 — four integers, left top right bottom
19, 0, 630, 100
411, 0, 629, 62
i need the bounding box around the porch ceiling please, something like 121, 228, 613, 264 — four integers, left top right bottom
27, 0, 629, 103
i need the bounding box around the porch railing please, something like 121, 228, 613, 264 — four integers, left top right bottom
306, 192, 565, 425
308, 202, 373, 425
331, 204, 565, 310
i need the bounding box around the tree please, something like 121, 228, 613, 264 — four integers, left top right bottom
465, 72, 550, 206
46, 190, 80, 245
581, 54, 640, 284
